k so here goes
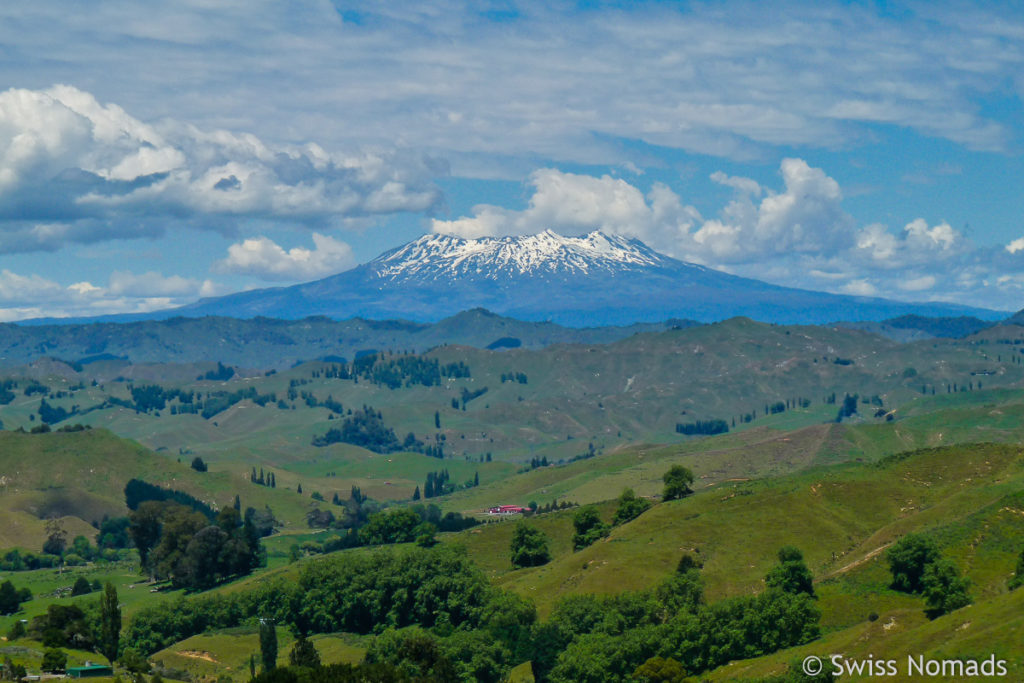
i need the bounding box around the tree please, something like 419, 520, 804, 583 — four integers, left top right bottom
572, 506, 610, 551
178, 525, 229, 590
42, 519, 67, 556
765, 546, 816, 597
922, 558, 971, 618
412, 486, 421, 501
1011, 547, 1024, 590
2, 657, 26, 681
0, 580, 26, 615
510, 523, 551, 568
119, 648, 150, 683
288, 631, 321, 668
190, 456, 207, 472
71, 535, 94, 561
434, 411, 440, 429
41, 648, 67, 673
632, 656, 687, 682
128, 501, 165, 571
7, 620, 26, 641
259, 618, 278, 672
612, 488, 651, 525
99, 582, 121, 664
661, 465, 694, 501
71, 577, 92, 597
414, 522, 438, 548
887, 534, 940, 593
148, 505, 207, 582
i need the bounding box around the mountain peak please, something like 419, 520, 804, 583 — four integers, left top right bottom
371, 229, 671, 282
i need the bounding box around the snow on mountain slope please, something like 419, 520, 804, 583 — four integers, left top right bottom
97, 229, 1001, 327
370, 230, 686, 281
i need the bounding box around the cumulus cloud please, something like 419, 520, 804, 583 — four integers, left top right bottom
434, 159, 856, 265
429, 158, 1023, 310
691, 159, 856, 262
1006, 237, 1024, 254
213, 233, 356, 281
0, 267, 219, 321
854, 219, 963, 269
0, 85, 443, 253
431, 168, 702, 257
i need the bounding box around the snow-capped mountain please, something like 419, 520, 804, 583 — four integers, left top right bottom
372, 230, 677, 281
161, 230, 996, 326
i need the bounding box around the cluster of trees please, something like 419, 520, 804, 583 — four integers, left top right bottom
887, 534, 971, 618
27, 604, 93, 659
125, 479, 215, 518
500, 372, 528, 384
662, 465, 694, 500
835, 393, 859, 422
0, 379, 17, 404
0, 580, 31, 615
302, 503, 479, 553
567, 488, 655, 553
309, 354, 471, 390
611, 488, 651, 525
38, 527, 118, 566
199, 361, 235, 381
116, 543, 820, 682
533, 552, 820, 682
311, 407, 402, 453
415, 469, 478, 499
23, 382, 49, 396
0, 548, 62, 571
129, 502, 263, 590
564, 442, 597, 465
572, 507, 610, 551
459, 386, 488, 410
251, 467, 277, 487
37, 398, 76, 424
511, 524, 551, 568
675, 419, 729, 436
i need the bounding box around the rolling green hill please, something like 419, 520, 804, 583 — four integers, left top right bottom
0, 429, 314, 550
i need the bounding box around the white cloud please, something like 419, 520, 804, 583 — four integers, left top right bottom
0, 85, 443, 253
107, 271, 206, 298
0, 269, 63, 304
899, 275, 937, 292
691, 159, 855, 262
431, 168, 702, 257
0, 2, 1016, 179
710, 171, 762, 196
213, 233, 356, 281
426, 158, 1024, 310
434, 159, 856, 265
854, 219, 963, 269
840, 279, 878, 297
0, 267, 227, 320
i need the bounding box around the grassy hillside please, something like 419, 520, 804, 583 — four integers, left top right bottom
2, 318, 1021, 479
0, 429, 315, 548
1, 435, 1020, 681
452, 442, 1023, 615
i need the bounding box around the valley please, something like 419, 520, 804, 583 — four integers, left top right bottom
1, 310, 1023, 681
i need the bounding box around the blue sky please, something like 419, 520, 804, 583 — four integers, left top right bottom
0, 0, 1023, 319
